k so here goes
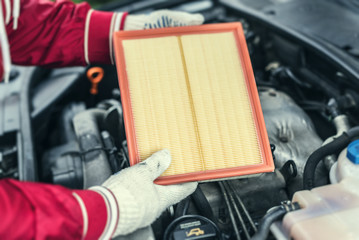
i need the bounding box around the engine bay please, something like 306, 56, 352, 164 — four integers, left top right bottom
1, 0, 359, 239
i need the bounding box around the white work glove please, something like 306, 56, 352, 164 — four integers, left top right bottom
96, 149, 197, 237
124, 10, 204, 30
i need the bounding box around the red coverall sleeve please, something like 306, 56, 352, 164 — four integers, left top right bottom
0, 1, 124, 238
4, 0, 127, 67
0, 179, 115, 239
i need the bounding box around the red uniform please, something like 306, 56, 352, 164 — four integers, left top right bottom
0, 0, 127, 238
0, 0, 127, 79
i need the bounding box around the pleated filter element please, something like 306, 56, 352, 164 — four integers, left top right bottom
114, 23, 274, 184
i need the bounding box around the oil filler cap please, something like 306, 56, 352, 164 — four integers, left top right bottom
164, 215, 220, 240
347, 140, 359, 164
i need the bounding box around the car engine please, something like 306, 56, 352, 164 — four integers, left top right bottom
1, 0, 359, 239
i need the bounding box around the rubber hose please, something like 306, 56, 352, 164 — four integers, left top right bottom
303, 134, 350, 190
251, 207, 286, 240
298, 68, 340, 99
174, 197, 190, 218
303, 126, 359, 190
191, 187, 216, 222
347, 126, 359, 139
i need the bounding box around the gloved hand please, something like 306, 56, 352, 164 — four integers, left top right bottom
94, 149, 197, 237
124, 10, 204, 30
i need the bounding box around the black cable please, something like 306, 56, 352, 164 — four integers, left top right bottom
118, 151, 129, 169
174, 197, 190, 218
218, 181, 241, 240
191, 186, 216, 222
227, 182, 257, 232
299, 100, 328, 111
101, 131, 120, 173
297, 68, 341, 99
224, 182, 251, 240
347, 126, 359, 139
303, 126, 359, 190
285, 68, 311, 88
163, 215, 223, 240
182, 197, 191, 216
60, 146, 129, 172
303, 134, 349, 190
251, 202, 300, 240
279, 160, 298, 183
61, 147, 110, 158
250, 207, 286, 240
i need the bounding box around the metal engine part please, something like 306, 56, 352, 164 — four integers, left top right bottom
200, 170, 288, 227
72, 109, 113, 188
43, 99, 128, 189
323, 114, 351, 170
190, 88, 328, 239
258, 87, 326, 193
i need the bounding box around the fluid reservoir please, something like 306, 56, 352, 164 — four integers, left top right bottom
282, 177, 359, 240
330, 139, 359, 184
282, 140, 359, 240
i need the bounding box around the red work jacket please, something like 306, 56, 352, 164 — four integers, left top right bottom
0, 0, 127, 80
0, 0, 127, 238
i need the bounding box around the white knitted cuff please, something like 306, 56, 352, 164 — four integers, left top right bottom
111, 186, 142, 236
123, 15, 146, 31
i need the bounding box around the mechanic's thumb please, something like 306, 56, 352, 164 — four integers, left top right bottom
157, 182, 198, 208
141, 149, 172, 181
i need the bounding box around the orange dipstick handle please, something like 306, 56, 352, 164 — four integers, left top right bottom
87, 67, 104, 95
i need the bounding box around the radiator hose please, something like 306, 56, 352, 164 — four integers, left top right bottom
251, 202, 300, 240
303, 126, 359, 190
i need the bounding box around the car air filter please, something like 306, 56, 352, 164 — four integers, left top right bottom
114, 23, 274, 184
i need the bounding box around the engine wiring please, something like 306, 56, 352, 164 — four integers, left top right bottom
60, 145, 129, 173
